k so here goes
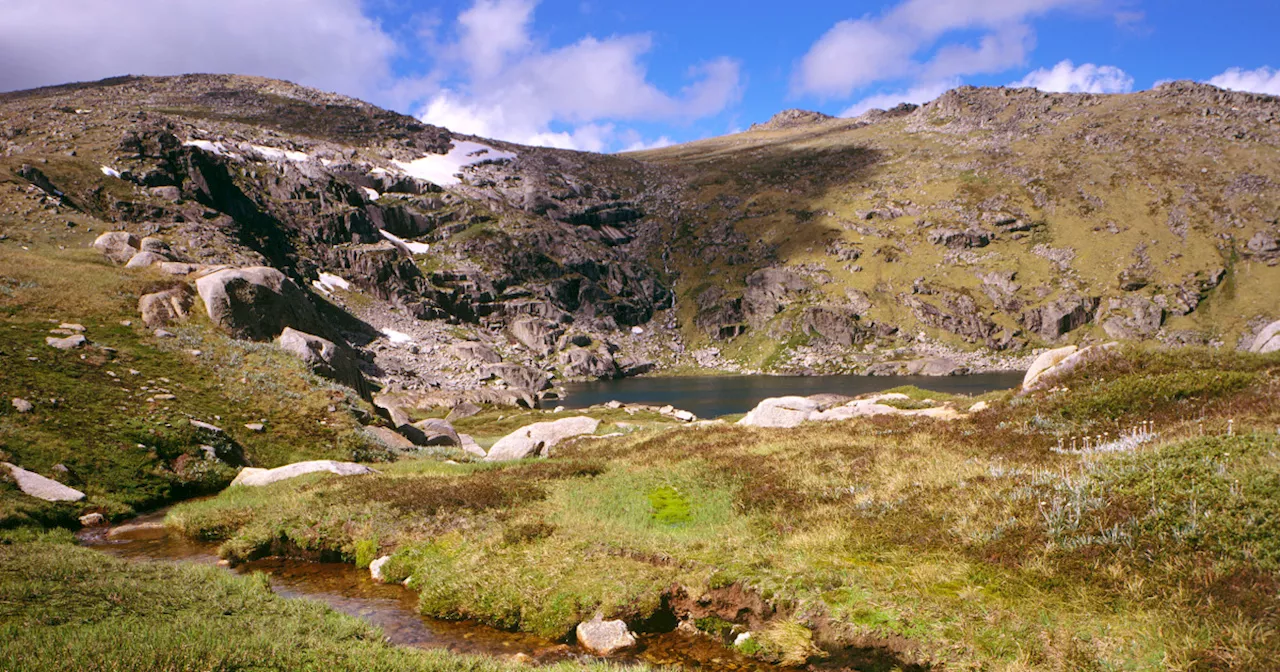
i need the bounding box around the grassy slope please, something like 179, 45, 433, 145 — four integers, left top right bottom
631, 93, 1280, 366
0, 531, 633, 672
0, 242, 380, 526
168, 347, 1280, 670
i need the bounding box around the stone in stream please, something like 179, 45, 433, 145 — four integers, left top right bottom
369, 555, 391, 583
230, 460, 376, 487
575, 615, 637, 656
2, 462, 85, 501
79, 512, 106, 527
485, 416, 600, 462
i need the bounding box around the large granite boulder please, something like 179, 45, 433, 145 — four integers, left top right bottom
408, 418, 461, 447
230, 460, 375, 487
485, 416, 600, 461
124, 251, 170, 268
1250, 320, 1280, 353
195, 267, 321, 341
1021, 343, 1119, 393
277, 327, 365, 393
92, 231, 139, 264
1022, 346, 1078, 390
737, 396, 821, 428
1100, 296, 1164, 340
2, 463, 85, 501
139, 285, 195, 328
1022, 295, 1099, 341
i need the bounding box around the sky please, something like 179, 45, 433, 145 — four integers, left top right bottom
1, 1, 1278, 153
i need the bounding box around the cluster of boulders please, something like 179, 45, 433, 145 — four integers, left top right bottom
737, 392, 964, 428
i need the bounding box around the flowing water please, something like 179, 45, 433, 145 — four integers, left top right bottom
560, 373, 1024, 418
80, 511, 779, 670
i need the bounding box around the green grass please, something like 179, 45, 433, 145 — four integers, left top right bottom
160, 347, 1280, 669
0, 535, 635, 672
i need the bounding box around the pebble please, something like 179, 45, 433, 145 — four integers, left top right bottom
11, 398, 33, 413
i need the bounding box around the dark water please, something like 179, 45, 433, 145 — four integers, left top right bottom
561, 373, 1024, 418
81, 513, 776, 670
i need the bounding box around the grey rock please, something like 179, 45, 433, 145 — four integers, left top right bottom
364, 426, 417, 450
510, 317, 562, 355
231, 460, 376, 487
409, 418, 461, 447
737, 396, 821, 428
576, 615, 637, 656
1251, 320, 1280, 353
448, 341, 501, 365
124, 250, 169, 268
158, 262, 201, 276
277, 327, 365, 393
485, 416, 601, 461
559, 347, 618, 379
1101, 296, 1164, 340
905, 357, 966, 376
459, 434, 486, 458
1022, 346, 1078, 389
46, 334, 86, 349
1022, 295, 1099, 341
447, 401, 483, 421
92, 231, 139, 264
2, 462, 85, 501
139, 285, 194, 328
139, 237, 172, 255
195, 267, 321, 341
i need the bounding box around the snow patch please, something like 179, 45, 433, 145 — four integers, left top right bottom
313, 272, 351, 295
392, 141, 516, 187
382, 328, 413, 344
183, 140, 227, 155
99, 166, 120, 178
379, 229, 430, 254
249, 144, 310, 163
361, 187, 380, 200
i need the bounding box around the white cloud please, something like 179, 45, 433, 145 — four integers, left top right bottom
417, 0, 740, 152
794, 0, 1094, 98
1207, 66, 1280, 96
0, 0, 397, 98
840, 79, 959, 117
1012, 59, 1134, 93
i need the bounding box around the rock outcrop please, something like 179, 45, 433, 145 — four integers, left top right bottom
92, 231, 139, 264
2, 463, 85, 501
139, 285, 195, 328
230, 460, 376, 487
485, 416, 600, 461
195, 267, 321, 341
277, 327, 365, 393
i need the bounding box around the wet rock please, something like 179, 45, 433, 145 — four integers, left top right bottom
79, 512, 106, 527
46, 334, 87, 349
1251, 320, 1280, 353
92, 231, 139, 264
370, 556, 391, 583
277, 327, 365, 393
231, 460, 376, 487
10, 398, 33, 413
195, 267, 322, 341
139, 285, 194, 328
575, 615, 637, 656
738, 396, 821, 428
2, 462, 85, 501
485, 416, 601, 461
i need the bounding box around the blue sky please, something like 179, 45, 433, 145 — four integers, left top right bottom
2, 1, 1278, 152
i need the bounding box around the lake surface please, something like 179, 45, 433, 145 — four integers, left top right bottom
561, 373, 1025, 418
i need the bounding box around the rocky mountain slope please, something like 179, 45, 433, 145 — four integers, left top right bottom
2, 74, 1278, 407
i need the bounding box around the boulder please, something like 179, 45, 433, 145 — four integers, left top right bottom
447, 401, 483, 421
11, 398, 33, 413
139, 285, 194, 329
45, 334, 87, 350
370, 556, 391, 583
158, 262, 201, 276
1100, 296, 1164, 340
484, 364, 551, 399
277, 327, 365, 392
559, 347, 618, 379
737, 396, 821, 428
79, 512, 106, 527
905, 357, 965, 376
459, 434, 486, 458
92, 231, 139, 264
449, 341, 501, 365
1022, 343, 1119, 393
2, 463, 85, 501
510, 317, 562, 355
365, 426, 417, 451
1022, 346, 1078, 389
230, 460, 376, 487
485, 416, 601, 462
124, 251, 169, 268
1250, 320, 1280, 354
1022, 295, 1099, 341
139, 237, 172, 255
195, 267, 321, 341
409, 418, 461, 447
576, 616, 637, 656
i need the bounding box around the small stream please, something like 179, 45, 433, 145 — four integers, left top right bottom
80, 510, 779, 670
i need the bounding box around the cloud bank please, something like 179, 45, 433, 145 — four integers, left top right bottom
1013, 60, 1134, 93
1208, 66, 1280, 96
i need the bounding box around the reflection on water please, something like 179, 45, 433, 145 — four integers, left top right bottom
561, 373, 1025, 418
81, 515, 779, 670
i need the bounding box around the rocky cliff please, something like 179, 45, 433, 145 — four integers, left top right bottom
2, 74, 1277, 405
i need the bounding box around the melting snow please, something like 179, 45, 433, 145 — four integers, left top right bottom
183, 140, 227, 155
392, 141, 516, 187
99, 166, 120, 178
382, 328, 413, 344
379, 229, 430, 254
313, 272, 352, 295
249, 144, 310, 163
361, 187, 380, 200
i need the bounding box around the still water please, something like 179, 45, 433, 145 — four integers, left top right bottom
560, 373, 1024, 418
